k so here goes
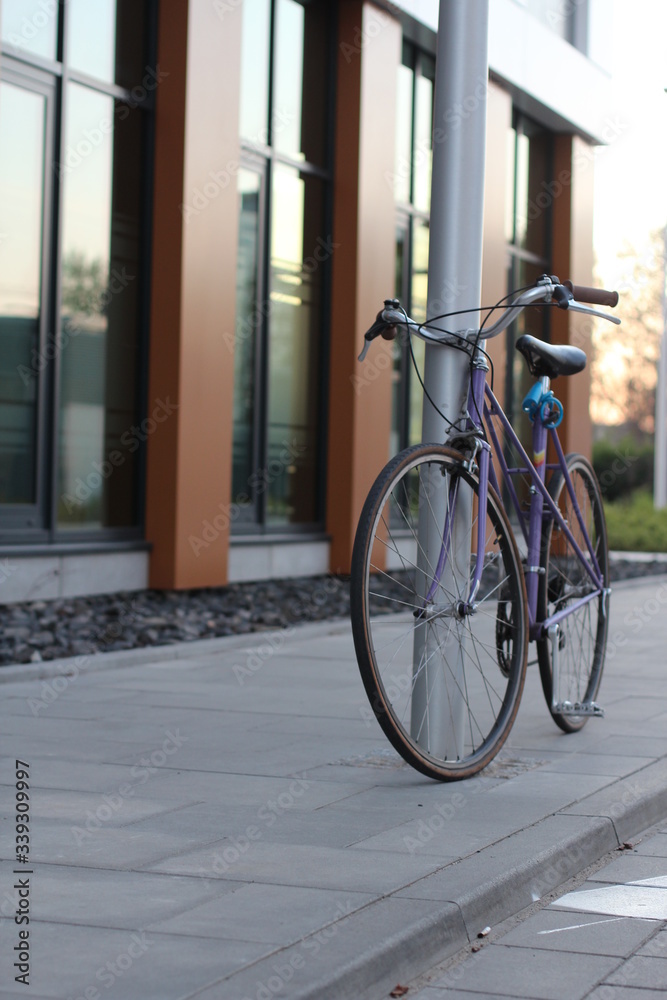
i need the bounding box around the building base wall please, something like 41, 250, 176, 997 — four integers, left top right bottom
1, 551, 149, 604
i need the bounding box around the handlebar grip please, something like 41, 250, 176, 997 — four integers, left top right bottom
564, 281, 619, 308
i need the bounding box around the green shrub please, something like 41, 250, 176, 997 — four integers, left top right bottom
603, 490, 667, 552
592, 436, 654, 501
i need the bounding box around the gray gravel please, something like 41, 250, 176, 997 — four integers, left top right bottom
0, 556, 665, 667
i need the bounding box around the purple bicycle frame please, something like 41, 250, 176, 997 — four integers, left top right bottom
423, 362, 605, 641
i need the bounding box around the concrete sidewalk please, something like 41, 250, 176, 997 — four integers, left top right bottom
1, 576, 667, 1000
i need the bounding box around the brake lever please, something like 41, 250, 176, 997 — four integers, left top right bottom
358, 299, 402, 361
567, 301, 621, 325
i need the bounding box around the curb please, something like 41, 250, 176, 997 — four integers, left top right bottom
0, 616, 352, 685
212, 758, 667, 1000
2, 573, 667, 685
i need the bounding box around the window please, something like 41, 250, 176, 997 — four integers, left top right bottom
391, 42, 435, 457
232, 0, 334, 531
505, 112, 553, 433
515, 0, 579, 45
0, 1, 153, 542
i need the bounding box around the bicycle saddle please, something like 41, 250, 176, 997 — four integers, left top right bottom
515, 335, 586, 379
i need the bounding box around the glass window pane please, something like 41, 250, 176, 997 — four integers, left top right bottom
0, 83, 45, 504
232, 169, 262, 522
1, 0, 58, 60
240, 0, 270, 142
394, 61, 414, 205
521, 0, 571, 41
409, 219, 429, 444
57, 83, 142, 529
410, 218, 429, 324
273, 0, 328, 165
505, 126, 516, 244
413, 56, 434, 213
67, 0, 145, 89
391, 222, 408, 458
514, 120, 550, 259
267, 164, 324, 525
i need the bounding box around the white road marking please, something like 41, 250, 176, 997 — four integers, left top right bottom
553, 877, 667, 920
538, 916, 627, 935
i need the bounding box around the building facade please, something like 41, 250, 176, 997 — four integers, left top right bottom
0, 0, 613, 601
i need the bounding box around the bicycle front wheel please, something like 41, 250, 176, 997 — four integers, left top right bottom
350, 443, 528, 781
537, 453, 609, 732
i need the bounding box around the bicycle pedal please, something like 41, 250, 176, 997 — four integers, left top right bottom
553, 700, 604, 718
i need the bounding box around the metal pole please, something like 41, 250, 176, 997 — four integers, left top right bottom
411, 0, 489, 756
654, 222, 667, 509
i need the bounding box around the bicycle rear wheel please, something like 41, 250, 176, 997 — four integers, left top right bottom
537, 453, 609, 732
350, 443, 528, 781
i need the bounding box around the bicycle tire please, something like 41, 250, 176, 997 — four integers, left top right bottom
537, 453, 609, 733
350, 443, 528, 781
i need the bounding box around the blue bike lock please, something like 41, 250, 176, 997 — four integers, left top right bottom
522, 382, 543, 420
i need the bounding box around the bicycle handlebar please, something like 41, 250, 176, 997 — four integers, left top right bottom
563, 281, 619, 308
358, 276, 620, 361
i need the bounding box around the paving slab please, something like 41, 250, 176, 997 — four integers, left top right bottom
1, 576, 667, 999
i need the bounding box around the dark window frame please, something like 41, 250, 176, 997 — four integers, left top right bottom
0, 1, 156, 547
232, 0, 336, 537
391, 40, 434, 457
504, 109, 554, 429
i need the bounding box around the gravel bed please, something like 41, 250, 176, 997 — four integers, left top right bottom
0, 558, 665, 667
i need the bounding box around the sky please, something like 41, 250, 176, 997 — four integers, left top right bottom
593, 0, 667, 288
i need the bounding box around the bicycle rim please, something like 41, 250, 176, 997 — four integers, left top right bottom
537, 454, 609, 732
350, 444, 528, 780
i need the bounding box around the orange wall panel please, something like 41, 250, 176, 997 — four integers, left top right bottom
146, 0, 241, 589
327, 2, 401, 574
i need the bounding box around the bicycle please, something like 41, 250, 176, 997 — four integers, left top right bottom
350, 274, 621, 781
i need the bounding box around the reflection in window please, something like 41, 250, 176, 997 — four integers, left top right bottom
505, 113, 553, 451
1, 0, 57, 59
232, 170, 261, 521
0, 0, 149, 537
391, 44, 433, 456
273, 0, 328, 165
0, 83, 45, 504
66, 0, 145, 88
239, 0, 270, 142
57, 83, 142, 529
267, 166, 323, 525
413, 57, 435, 213
234, 0, 332, 530
393, 55, 413, 206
